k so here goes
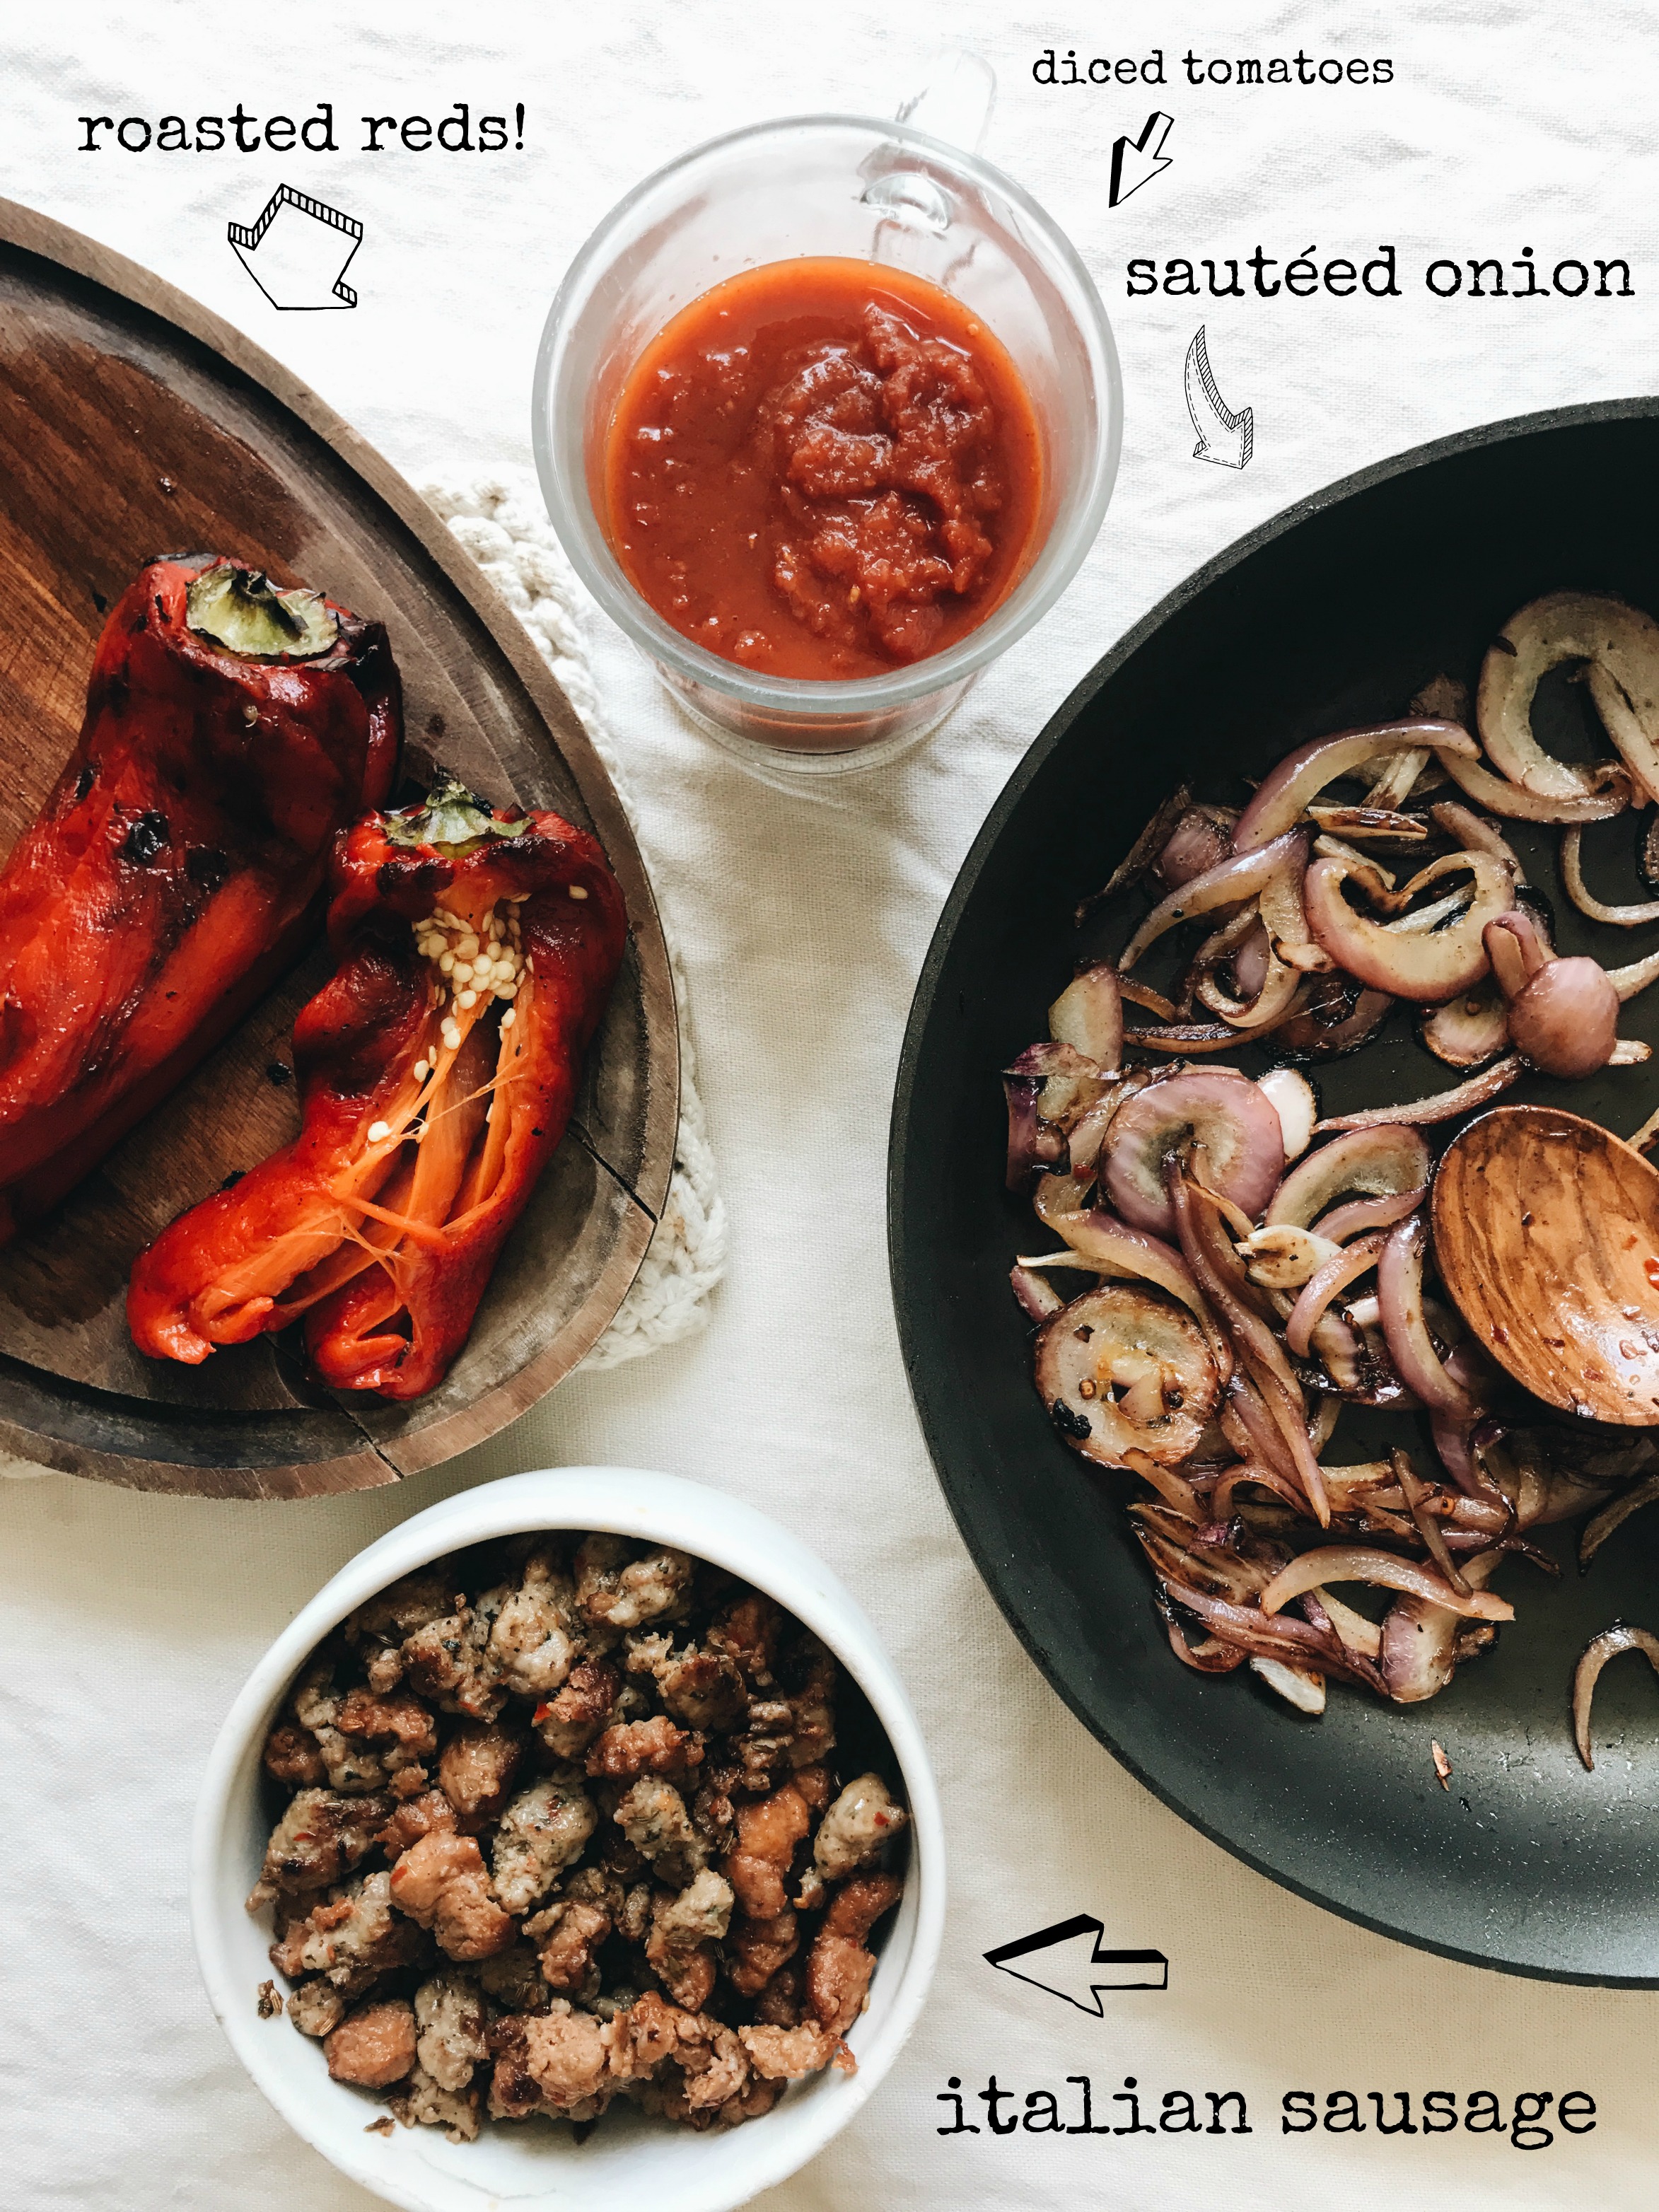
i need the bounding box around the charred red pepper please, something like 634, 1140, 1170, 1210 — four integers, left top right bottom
0, 555, 400, 1240
127, 780, 627, 1401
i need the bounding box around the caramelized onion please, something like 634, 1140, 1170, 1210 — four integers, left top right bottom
1033, 1209, 1225, 1362
1609, 945, 1659, 1002
1105, 1070, 1286, 1235
1034, 1283, 1221, 1469
1579, 1473, 1659, 1570
1159, 1578, 1389, 1692
1267, 1125, 1430, 1229
1430, 800, 1529, 885
1049, 962, 1124, 1073
1233, 721, 1477, 851
1303, 849, 1515, 1002
1311, 1185, 1426, 1242
1257, 1068, 1318, 1160
1286, 1230, 1389, 1358
1004, 1074, 1067, 1190
1258, 863, 1334, 972
1275, 979, 1394, 1059
1572, 1624, 1659, 1770
1169, 1170, 1330, 1525
1482, 591, 1659, 805
1380, 1549, 1506, 1704
1484, 912, 1619, 1078
1437, 747, 1629, 822
1076, 784, 1194, 919
1126, 1012, 1307, 1053
1119, 829, 1308, 972
1560, 825, 1659, 926
1156, 805, 1235, 887
1419, 981, 1509, 1069
1377, 1214, 1470, 1416
1010, 1264, 1064, 1321
1260, 1547, 1512, 1622
1313, 1056, 1520, 1131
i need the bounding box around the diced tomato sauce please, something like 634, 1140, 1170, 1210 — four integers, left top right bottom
603, 257, 1044, 680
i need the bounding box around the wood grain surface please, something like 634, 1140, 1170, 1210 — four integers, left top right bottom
0, 197, 678, 1499
1433, 1104, 1659, 1424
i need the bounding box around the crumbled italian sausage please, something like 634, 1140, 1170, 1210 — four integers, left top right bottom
813, 1771, 909, 1879
325, 1998, 417, 2088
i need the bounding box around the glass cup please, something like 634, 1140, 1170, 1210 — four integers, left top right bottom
532, 107, 1122, 774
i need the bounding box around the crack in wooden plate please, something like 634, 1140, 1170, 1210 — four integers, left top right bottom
1433, 1103, 1659, 1424
0, 198, 677, 1499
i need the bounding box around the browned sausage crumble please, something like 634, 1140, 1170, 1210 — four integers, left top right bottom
248, 1534, 910, 2143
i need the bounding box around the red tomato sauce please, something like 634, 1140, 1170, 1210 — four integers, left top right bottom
603, 257, 1044, 681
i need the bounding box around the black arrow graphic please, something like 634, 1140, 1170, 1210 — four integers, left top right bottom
228, 184, 362, 310
1110, 111, 1173, 207
985, 1916, 1168, 2014
1184, 325, 1254, 468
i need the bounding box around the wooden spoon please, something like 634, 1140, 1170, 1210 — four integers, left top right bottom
1433, 1104, 1659, 1424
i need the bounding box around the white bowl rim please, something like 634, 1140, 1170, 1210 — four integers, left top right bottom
191, 1466, 946, 2212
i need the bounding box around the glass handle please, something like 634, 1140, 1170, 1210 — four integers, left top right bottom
862, 48, 996, 233
895, 46, 996, 153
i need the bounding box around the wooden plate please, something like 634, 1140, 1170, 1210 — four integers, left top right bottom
0, 198, 677, 1501
892, 400, 1659, 1983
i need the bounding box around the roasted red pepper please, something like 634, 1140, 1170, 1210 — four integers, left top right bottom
0, 555, 400, 1240
127, 781, 627, 1401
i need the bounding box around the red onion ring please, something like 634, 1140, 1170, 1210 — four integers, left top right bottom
1259, 1546, 1513, 1622
1119, 979, 1180, 1022
1004, 1074, 1067, 1190
1437, 747, 1631, 822
1258, 864, 1334, 972
1429, 800, 1529, 885
1578, 1473, 1659, 1571
1122, 1445, 1206, 1523
1126, 1009, 1308, 1053
1221, 1373, 1304, 1488
1233, 721, 1478, 851
1156, 806, 1235, 887
1379, 1549, 1506, 1703
1209, 1461, 1310, 1519
1267, 1125, 1430, 1228
1010, 1264, 1064, 1322
1156, 1593, 1249, 1673
1391, 1449, 1470, 1595
1377, 1214, 1471, 1416
1160, 1577, 1390, 1693
1312, 1056, 1520, 1131
1311, 1186, 1426, 1242
1119, 828, 1308, 972
1076, 784, 1195, 920
1609, 945, 1659, 1002
1168, 1169, 1331, 1526
1286, 1230, 1390, 1358
1049, 962, 1125, 1073
1275, 979, 1395, 1060
1303, 849, 1515, 1002
1484, 912, 1620, 1078
1105, 1070, 1286, 1235
1573, 1624, 1659, 1770
1035, 1209, 1231, 1377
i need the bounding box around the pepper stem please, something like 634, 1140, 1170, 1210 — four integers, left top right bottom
383, 776, 529, 855
185, 563, 339, 660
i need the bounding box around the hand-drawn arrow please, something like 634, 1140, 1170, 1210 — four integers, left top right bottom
1184, 325, 1254, 469
228, 184, 362, 310
985, 1916, 1169, 2014
1110, 110, 1173, 206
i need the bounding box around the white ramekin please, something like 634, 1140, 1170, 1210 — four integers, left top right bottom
191, 1467, 944, 2212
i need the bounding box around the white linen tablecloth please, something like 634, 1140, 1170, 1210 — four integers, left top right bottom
6, 4, 1659, 2206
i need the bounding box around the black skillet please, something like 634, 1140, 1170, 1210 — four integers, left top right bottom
890, 401, 1659, 1984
